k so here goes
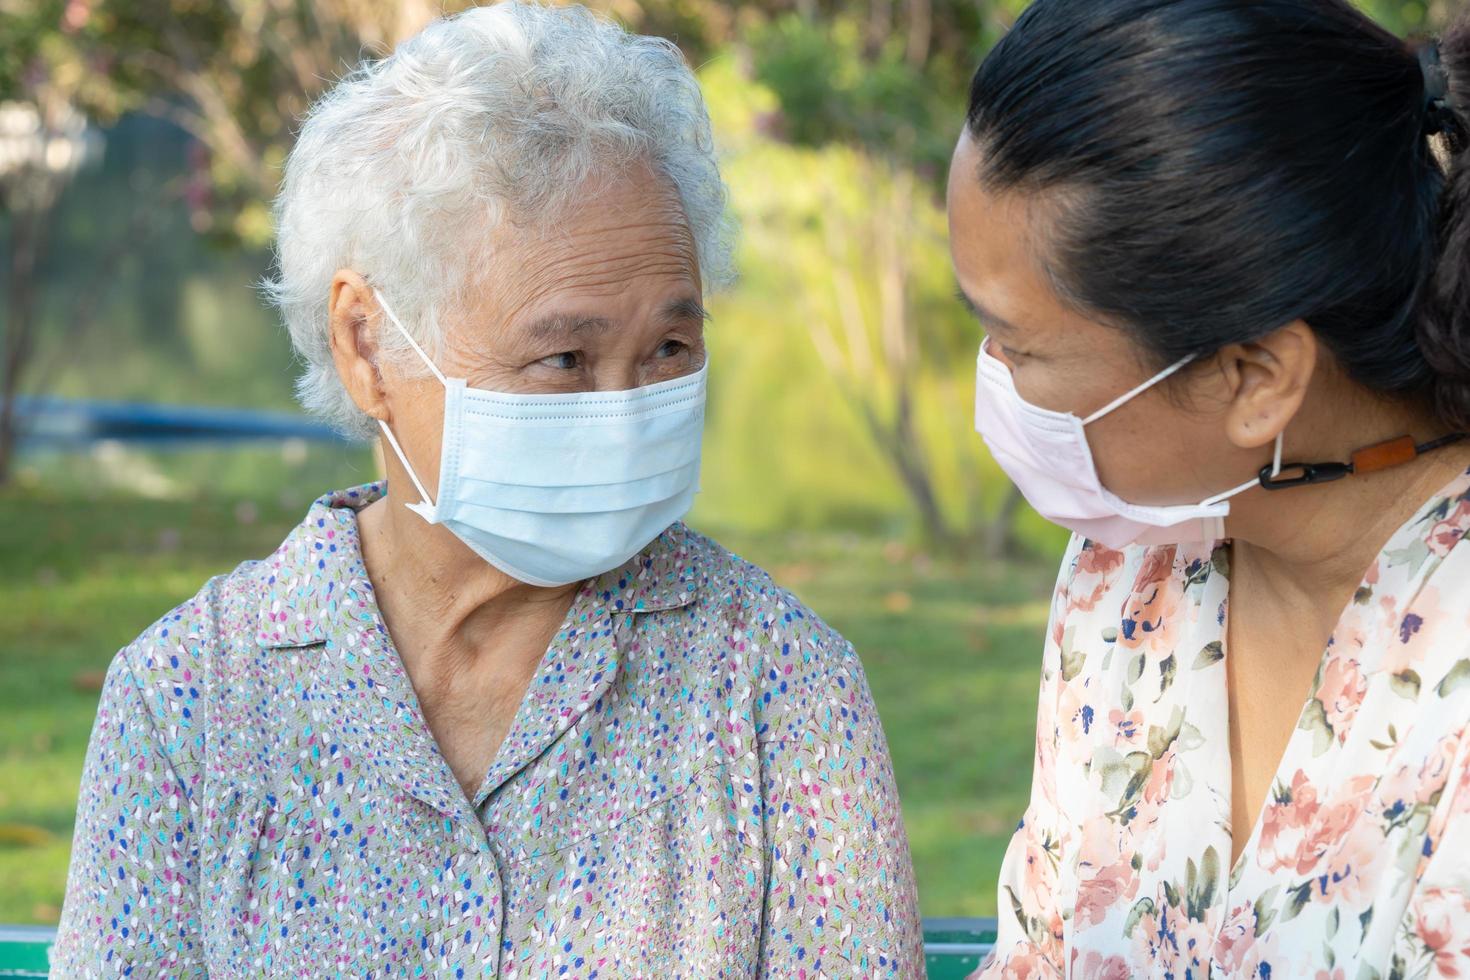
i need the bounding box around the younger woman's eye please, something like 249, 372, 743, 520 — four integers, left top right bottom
538, 351, 580, 370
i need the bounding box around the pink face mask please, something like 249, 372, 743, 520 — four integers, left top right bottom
973, 337, 1282, 550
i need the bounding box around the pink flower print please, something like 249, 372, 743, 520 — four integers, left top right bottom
1383, 587, 1454, 679
1377, 758, 1425, 828
1071, 543, 1128, 614
1020, 826, 1061, 924
1260, 771, 1376, 887
1420, 742, 1469, 868
1105, 707, 1146, 748
1313, 812, 1384, 904
1074, 817, 1140, 929
1330, 620, 1370, 663
1164, 912, 1216, 978
1454, 759, 1470, 819
1118, 547, 1183, 654
1427, 502, 1470, 557
1071, 949, 1131, 980
1304, 775, 1376, 863
1236, 931, 1283, 979
1419, 734, 1461, 807
1316, 653, 1368, 742
1129, 903, 1164, 965
1412, 888, 1470, 977
1212, 902, 1260, 975
990, 943, 1061, 980
1074, 860, 1136, 931
1258, 770, 1322, 873
1130, 887, 1216, 979
1129, 744, 1178, 835
1057, 683, 1094, 744
1032, 726, 1059, 801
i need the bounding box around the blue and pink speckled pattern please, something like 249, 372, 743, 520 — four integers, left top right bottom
53, 482, 923, 977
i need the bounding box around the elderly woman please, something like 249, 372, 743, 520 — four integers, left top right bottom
51, 4, 922, 976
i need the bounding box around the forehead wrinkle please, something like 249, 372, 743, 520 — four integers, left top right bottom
504, 247, 698, 317
524, 313, 615, 340
483, 178, 700, 328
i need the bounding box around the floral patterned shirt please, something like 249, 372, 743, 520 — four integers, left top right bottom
981, 467, 1470, 979
53, 482, 923, 978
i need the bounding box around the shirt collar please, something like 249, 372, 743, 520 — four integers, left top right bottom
256, 481, 700, 649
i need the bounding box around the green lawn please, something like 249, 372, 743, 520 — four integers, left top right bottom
0, 477, 1056, 926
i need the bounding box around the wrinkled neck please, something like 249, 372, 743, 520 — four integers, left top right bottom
356, 492, 579, 674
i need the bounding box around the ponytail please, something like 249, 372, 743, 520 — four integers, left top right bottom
1417, 19, 1470, 428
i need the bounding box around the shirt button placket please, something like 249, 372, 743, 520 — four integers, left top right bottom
453, 822, 506, 977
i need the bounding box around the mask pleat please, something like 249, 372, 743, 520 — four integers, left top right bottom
450, 460, 702, 514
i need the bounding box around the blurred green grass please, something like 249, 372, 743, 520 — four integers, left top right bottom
0, 457, 1056, 926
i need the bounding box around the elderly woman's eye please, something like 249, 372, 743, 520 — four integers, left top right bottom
538, 352, 580, 370
656, 339, 688, 358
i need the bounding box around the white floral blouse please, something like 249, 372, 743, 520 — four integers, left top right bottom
980, 467, 1470, 979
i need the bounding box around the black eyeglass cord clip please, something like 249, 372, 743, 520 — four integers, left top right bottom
1258, 432, 1468, 492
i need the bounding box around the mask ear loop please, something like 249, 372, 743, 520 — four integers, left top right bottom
1082, 355, 1195, 426
1079, 350, 1285, 508
1200, 433, 1284, 508
373, 288, 447, 386
378, 418, 437, 511
371, 287, 446, 512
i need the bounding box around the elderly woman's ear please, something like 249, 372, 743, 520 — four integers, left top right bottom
327, 269, 392, 424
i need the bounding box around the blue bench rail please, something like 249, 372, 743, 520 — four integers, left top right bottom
1, 919, 997, 977
12, 395, 354, 450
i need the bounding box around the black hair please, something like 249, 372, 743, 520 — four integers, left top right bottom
965, 0, 1470, 428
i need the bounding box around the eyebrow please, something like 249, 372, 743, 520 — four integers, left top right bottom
522, 297, 711, 341
525, 313, 614, 340
955, 286, 1018, 335
659, 297, 712, 326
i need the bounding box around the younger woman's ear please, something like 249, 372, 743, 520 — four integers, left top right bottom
1219, 319, 1317, 452
327, 270, 391, 423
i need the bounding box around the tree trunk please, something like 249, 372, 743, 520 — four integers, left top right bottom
982, 484, 1024, 560
904, 0, 932, 67
859, 398, 952, 545
0, 202, 51, 488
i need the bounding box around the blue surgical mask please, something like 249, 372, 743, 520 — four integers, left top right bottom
372, 288, 707, 587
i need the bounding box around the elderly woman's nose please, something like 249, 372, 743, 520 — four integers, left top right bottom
598, 364, 644, 392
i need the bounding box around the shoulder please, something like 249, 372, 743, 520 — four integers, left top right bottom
673, 525, 873, 745
105, 552, 271, 776
106, 489, 355, 778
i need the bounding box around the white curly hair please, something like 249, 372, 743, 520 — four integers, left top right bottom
261, 1, 735, 440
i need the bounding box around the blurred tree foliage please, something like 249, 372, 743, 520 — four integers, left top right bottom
9, 0, 1447, 245
0, 0, 464, 244
0, 0, 1459, 546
